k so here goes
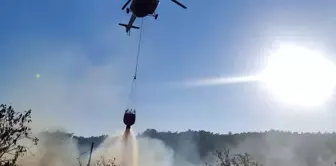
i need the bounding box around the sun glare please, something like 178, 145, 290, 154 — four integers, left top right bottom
259, 44, 336, 107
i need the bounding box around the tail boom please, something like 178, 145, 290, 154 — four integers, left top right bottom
119, 14, 139, 34
118, 23, 140, 30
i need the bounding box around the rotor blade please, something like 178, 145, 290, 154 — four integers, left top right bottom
122, 0, 131, 10
171, 0, 187, 9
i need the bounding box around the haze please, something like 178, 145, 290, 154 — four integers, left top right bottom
1, 0, 336, 145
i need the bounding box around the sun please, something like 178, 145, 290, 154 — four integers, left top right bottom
259, 44, 336, 107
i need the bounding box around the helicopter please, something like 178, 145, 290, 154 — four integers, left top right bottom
119, 0, 187, 35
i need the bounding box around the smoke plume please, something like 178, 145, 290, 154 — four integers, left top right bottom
14, 128, 189, 166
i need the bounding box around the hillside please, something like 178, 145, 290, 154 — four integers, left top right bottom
43, 129, 336, 166
141, 129, 336, 165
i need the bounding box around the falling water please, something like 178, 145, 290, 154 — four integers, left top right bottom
121, 128, 138, 166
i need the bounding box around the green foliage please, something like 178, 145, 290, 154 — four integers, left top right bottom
74, 135, 108, 148
93, 156, 118, 166
0, 104, 39, 166
207, 149, 260, 166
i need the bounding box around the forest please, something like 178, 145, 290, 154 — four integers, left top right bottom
2, 104, 336, 166
72, 129, 336, 166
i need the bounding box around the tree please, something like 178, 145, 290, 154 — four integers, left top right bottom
93, 156, 118, 166
206, 149, 261, 166
0, 104, 39, 166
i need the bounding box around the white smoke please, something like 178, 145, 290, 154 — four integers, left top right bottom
17, 130, 80, 166
227, 132, 336, 166
12, 128, 336, 166
14, 129, 197, 166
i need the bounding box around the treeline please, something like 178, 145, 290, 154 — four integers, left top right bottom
140, 129, 336, 166
3, 104, 336, 166
39, 131, 108, 150
141, 129, 336, 157
69, 129, 336, 166
73, 129, 336, 155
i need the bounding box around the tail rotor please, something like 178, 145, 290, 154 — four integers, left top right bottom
122, 0, 132, 10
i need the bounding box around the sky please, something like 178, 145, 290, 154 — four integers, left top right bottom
1, 0, 336, 136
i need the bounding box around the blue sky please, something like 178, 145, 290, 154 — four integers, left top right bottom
1, 0, 336, 136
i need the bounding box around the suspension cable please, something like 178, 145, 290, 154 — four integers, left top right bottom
127, 18, 144, 108
134, 18, 144, 80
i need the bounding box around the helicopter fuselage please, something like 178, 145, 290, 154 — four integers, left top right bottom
130, 0, 159, 17
119, 0, 185, 35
